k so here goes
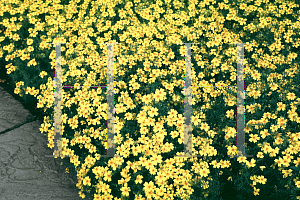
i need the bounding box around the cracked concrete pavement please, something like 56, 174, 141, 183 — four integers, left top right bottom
0, 86, 94, 200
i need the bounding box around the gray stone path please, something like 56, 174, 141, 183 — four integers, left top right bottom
0, 86, 93, 200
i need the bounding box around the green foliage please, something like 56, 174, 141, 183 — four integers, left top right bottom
1, 0, 300, 199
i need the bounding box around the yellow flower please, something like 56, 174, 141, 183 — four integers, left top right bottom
78, 191, 85, 199
170, 131, 179, 139
252, 90, 261, 99
148, 107, 159, 118
135, 175, 143, 184
252, 71, 261, 81
259, 129, 270, 139
207, 130, 217, 138
259, 166, 266, 171
295, 181, 300, 188
124, 112, 133, 120
287, 92, 296, 100
227, 145, 237, 156
142, 94, 152, 105
239, 18, 247, 26
270, 124, 278, 132
199, 168, 210, 177
249, 133, 260, 143
253, 187, 260, 196
154, 88, 167, 101
246, 158, 256, 168
226, 109, 235, 118
210, 160, 221, 168
39, 71, 48, 79
270, 83, 278, 91
103, 171, 112, 182
282, 169, 293, 178
27, 38, 34, 45
83, 176, 91, 186
200, 122, 210, 132
27, 46, 34, 52
120, 186, 131, 197
228, 100, 235, 106
14, 87, 20, 94
143, 181, 155, 193
226, 127, 236, 138
277, 102, 286, 111
257, 152, 264, 159
237, 156, 247, 163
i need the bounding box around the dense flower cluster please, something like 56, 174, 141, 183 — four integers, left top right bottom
1, 0, 300, 199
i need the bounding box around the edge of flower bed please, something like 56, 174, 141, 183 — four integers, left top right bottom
0, 70, 94, 200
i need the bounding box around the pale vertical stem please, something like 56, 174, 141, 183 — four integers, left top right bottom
236, 43, 246, 157
234, 43, 253, 157
106, 43, 116, 157
97, 43, 124, 158
53, 44, 64, 158
45, 42, 69, 158
175, 43, 200, 158
183, 43, 193, 157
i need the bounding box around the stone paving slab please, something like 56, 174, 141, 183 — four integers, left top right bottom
0, 86, 35, 133
0, 86, 93, 200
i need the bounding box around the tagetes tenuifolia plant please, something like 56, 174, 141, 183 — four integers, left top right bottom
1, 0, 300, 199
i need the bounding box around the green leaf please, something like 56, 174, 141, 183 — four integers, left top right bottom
290, 165, 300, 171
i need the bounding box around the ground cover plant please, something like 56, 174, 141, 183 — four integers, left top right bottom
1, 0, 300, 199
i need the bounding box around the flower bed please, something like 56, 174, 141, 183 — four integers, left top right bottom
1, 0, 300, 199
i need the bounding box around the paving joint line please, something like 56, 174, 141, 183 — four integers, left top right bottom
0, 115, 37, 135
